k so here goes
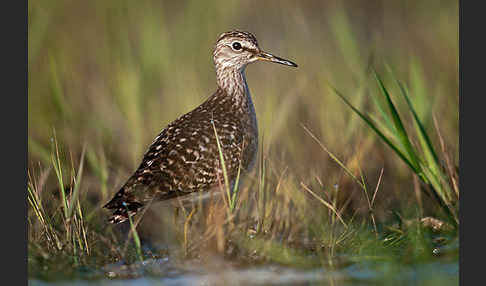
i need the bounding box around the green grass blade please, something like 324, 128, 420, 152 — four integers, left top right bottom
395, 79, 455, 209
330, 85, 418, 173
231, 163, 242, 211
50, 134, 68, 219
126, 204, 143, 262
372, 70, 422, 175
369, 87, 394, 133
28, 186, 45, 225
396, 81, 440, 167
211, 119, 232, 212
67, 145, 86, 219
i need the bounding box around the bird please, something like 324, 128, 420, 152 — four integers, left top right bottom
104, 30, 297, 224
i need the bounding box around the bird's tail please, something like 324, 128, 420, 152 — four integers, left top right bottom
103, 190, 144, 224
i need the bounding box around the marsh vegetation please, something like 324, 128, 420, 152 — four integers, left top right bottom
28, 1, 459, 285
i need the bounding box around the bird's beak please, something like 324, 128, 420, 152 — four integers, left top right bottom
255, 51, 298, 67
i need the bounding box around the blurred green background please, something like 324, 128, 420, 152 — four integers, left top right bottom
28, 0, 458, 221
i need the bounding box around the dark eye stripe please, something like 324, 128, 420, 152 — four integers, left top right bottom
244, 47, 259, 54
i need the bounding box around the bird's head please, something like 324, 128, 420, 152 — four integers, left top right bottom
213, 30, 298, 72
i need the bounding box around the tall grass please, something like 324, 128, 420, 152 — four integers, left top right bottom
28, 137, 90, 265
332, 69, 459, 225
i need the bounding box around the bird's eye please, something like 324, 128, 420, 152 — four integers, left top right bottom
232, 42, 242, 51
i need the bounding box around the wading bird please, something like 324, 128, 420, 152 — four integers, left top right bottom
104, 30, 297, 224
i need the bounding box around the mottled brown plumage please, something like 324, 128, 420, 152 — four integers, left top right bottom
104, 30, 297, 224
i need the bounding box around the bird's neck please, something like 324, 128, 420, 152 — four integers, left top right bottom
212, 66, 258, 150
216, 66, 247, 96
215, 66, 252, 110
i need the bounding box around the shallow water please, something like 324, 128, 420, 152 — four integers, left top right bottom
29, 255, 458, 286
29, 226, 459, 286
